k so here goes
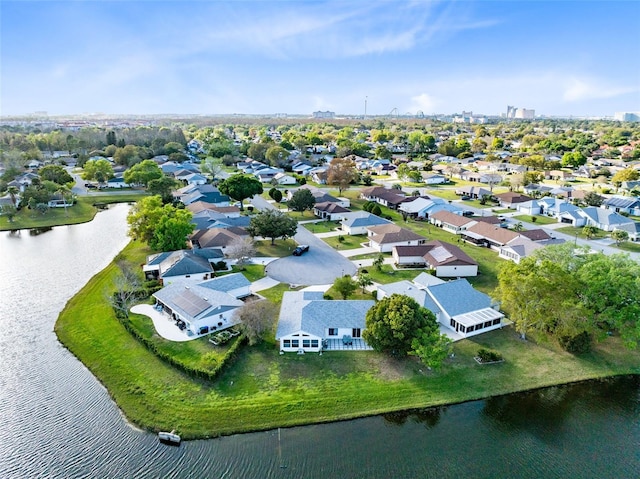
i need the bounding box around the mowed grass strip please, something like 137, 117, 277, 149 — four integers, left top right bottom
56, 243, 640, 439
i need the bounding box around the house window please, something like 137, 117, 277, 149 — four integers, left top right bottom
311, 340, 319, 348
475, 324, 483, 331
484, 321, 492, 328
291, 340, 299, 348
283, 340, 291, 348
303, 340, 311, 348
328, 328, 338, 336
352, 328, 361, 338
492, 318, 501, 325
460, 326, 466, 333
450, 319, 456, 328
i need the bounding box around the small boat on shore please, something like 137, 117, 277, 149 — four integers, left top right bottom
158, 430, 181, 445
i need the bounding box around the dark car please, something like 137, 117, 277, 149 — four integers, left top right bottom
462, 210, 475, 217
292, 245, 310, 256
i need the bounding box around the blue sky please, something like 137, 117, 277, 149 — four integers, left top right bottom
2, 1, 639, 117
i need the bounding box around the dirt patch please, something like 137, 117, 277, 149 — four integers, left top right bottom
369, 354, 414, 381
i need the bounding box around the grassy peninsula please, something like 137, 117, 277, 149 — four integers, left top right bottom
0, 193, 147, 231
55, 241, 640, 439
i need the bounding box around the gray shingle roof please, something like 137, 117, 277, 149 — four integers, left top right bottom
426, 278, 492, 317
199, 272, 250, 293
276, 291, 374, 338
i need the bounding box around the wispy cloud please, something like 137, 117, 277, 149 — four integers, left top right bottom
562, 78, 639, 102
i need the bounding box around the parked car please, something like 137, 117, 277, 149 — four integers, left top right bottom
462, 210, 475, 217
292, 245, 310, 256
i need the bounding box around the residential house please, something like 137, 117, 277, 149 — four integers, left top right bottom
152, 274, 250, 336
378, 278, 503, 340
367, 224, 427, 252
341, 211, 392, 235
455, 185, 492, 199
421, 173, 448, 185
144, 248, 226, 284
275, 291, 374, 353
461, 222, 520, 249
398, 197, 462, 219
429, 210, 477, 234
191, 209, 250, 231
313, 201, 351, 221
499, 237, 566, 264
546, 170, 575, 182
175, 184, 231, 206
273, 172, 297, 185
579, 207, 635, 232
190, 226, 249, 250
523, 183, 553, 196
254, 167, 284, 183
612, 222, 640, 242
603, 196, 640, 216
392, 240, 478, 277
494, 192, 532, 209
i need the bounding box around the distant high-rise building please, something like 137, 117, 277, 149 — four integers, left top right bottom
312, 110, 335, 119
614, 112, 640, 122
515, 108, 535, 119
506, 105, 516, 119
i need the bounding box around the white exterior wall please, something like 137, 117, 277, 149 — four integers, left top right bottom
343, 225, 369, 235
434, 264, 478, 278
393, 253, 426, 266
179, 309, 237, 335
325, 327, 362, 340
162, 272, 215, 285
279, 331, 323, 353
228, 285, 251, 299
371, 239, 424, 253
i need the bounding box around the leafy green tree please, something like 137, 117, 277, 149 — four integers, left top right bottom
611, 168, 639, 187
561, 152, 587, 168
149, 208, 194, 251
583, 191, 603, 207
356, 273, 373, 293
106, 130, 117, 145
123, 159, 163, 186
611, 229, 629, 245
247, 143, 269, 162
582, 225, 598, 239
410, 328, 452, 369
363, 294, 436, 356
39, 165, 74, 185
333, 275, 357, 300
218, 174, 263, 211
113, 145, 140, 166
82, 158, 114, 185
127, 195, 165, 243
327, 157, 357, 194
265, 146, 290, 166
247, 209, 297, 245
148, 176, 179, 204
163, 142, 184, 155
288, 188, 315, 213
370, 204, 382, 216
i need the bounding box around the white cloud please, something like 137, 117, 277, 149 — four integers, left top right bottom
408, 93, 439, 114
562, 78, 638, 102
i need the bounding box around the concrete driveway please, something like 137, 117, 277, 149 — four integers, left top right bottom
251, 195, 358, 285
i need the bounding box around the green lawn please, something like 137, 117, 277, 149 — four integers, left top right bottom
323, 235, 366, 250
303, 221, 342, 234
254, 239, 298, 257
615, 241, 640, 253
231, 264, 265, 282
513, 214, 558, 225
365, 264, 424, 284
0, 193, 148, 231
56, 244, 640, 439
556, 226, 608, 240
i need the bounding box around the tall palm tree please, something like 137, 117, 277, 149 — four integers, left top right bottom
7, 185, 19, 207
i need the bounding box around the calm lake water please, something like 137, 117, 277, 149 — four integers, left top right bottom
0, 204, 638, 478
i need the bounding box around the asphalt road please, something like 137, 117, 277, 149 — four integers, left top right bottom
251, 195, 357, 285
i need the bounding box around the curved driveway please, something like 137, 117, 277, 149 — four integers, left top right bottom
251, 195, 357, 285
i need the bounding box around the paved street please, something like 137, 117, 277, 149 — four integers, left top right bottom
251, 195, 357, 285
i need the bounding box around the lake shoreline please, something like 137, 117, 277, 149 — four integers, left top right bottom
54, 242, 640, 440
